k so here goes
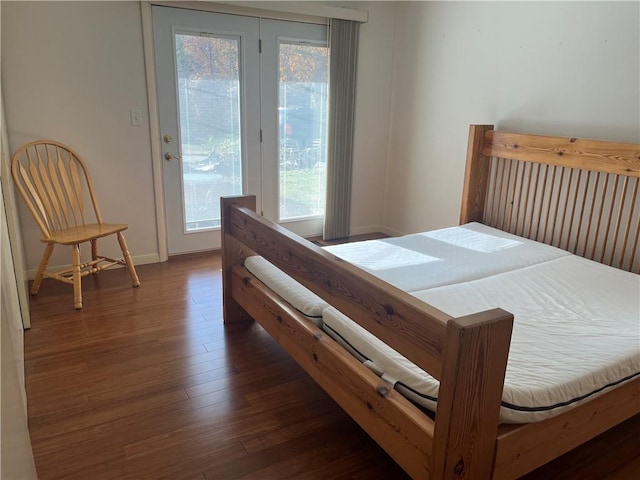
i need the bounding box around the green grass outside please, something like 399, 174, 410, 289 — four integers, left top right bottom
280, 165, 326, 219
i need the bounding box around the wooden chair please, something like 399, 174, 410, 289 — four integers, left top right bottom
11, 140, 140, 309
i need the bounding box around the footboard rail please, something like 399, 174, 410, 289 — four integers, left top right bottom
221, 195, 514, 479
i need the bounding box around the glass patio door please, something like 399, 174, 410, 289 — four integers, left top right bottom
152, 6, 328, 254
153, 6, 259, 254
260, 19, 329, 237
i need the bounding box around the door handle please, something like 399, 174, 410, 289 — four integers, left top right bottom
164, 152, 181, 161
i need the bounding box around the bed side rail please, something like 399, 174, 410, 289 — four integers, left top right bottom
493, 378, 640, 479
223, 195, 450, 380
231, 263, 436, 479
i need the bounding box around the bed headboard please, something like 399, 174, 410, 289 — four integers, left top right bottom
461, 125, 640, 274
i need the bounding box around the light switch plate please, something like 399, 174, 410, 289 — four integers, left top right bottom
130, 109, 142, 126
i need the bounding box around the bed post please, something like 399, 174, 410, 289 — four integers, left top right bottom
460, 124, 494, 224
431, 309, 513, 479
221, 195, 256, 324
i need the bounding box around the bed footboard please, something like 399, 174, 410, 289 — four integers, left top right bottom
221, 195, 514, 479
221, 195, 256, 324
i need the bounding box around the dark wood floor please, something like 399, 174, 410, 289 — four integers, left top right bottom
24, 253, 639, 479
307, 232, 389, 247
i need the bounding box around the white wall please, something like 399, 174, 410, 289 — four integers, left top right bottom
1, 1, 394, 272
383, 1, 640, 235
344, 1, 395, 234
6, 1, 634, 259
2, 1, 160, 272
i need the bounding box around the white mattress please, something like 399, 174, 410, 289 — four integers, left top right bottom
244, 256, 328, 326
324, 222, 569, 292
245, 223, 569, 325
323, 255, 640, 423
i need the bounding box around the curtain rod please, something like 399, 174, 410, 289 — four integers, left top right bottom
148, 1, 369, 24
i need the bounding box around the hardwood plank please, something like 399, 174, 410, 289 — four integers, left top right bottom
184, 357, 306, 399
239, 407, 346, 455
29, 388, 190, 438
307, 231, 389, 246
24, 253, 639, 480
605, 456, 640, 480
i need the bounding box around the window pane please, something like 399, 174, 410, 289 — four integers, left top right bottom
278, 42, 329, 221
175, 33, 242, 231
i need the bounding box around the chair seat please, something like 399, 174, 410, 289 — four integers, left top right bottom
44, 223, 129, 245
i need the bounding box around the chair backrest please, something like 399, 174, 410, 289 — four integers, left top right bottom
11, 140, 103, 239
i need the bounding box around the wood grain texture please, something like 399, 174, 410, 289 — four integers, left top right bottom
460, 124, 494, 224
11, 140, 139, 309
225, 119, 640, 475
604, 451, 640, 480
220, 195, 256, 324
231, 265, 434, 479
228, 202, 451, 380
474, 130, 640, 273
44, 223, 129, 244
12, 141, 103, 237
483, 131, 640, 177
25, 254, 639, 479
521, 414, 640, 480
494, 378, 640, 480
431, 309, 513, 479
25, 254, 412, 480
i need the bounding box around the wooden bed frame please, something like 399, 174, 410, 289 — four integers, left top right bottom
220, 125, 640, 479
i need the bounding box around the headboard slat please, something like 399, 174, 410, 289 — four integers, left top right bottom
462, 125, 640, 274
609, 176, 629, 266
619, 179, 639, 269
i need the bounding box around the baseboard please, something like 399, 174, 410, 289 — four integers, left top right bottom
131, 253, 162, 266
26, 253, 161, 280
347, 225, 382, 236
315, 225, 405, 241
379, 225, 406, 237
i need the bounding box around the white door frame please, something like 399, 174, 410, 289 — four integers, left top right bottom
0, 91, 30, 328
141, 1, 169, 261
139, 1, 366, 261
0, 86, 37, 478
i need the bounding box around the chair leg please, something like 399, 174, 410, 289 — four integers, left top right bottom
117, 232, 140, 287
31, 243, 55, 295
91, 239, 98, 262
72, 243, 83, 310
